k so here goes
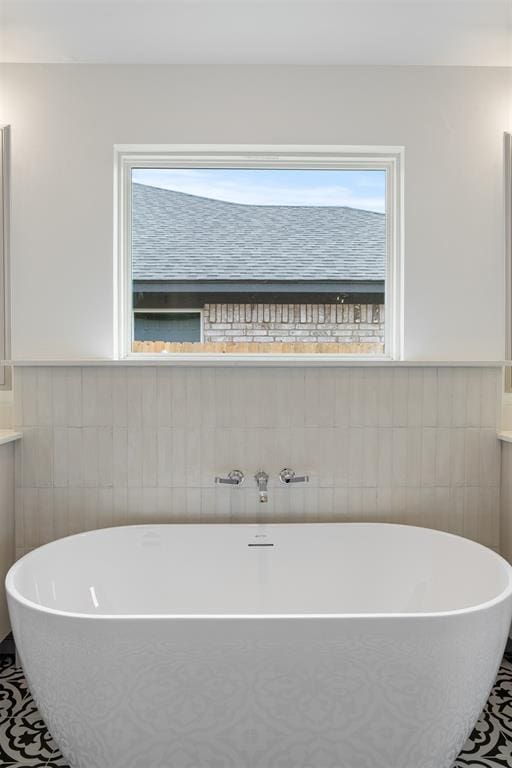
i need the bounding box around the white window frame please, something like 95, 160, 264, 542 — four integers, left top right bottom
132, 308, 204, 346
0, 126, 11, 387
115, 144, 404, 363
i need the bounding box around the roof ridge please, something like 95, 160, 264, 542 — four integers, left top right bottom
132, 182, 384, 216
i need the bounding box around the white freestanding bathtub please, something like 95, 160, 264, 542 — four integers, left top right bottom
6, 523, 512, 768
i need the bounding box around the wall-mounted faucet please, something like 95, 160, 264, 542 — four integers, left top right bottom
279, 468, 309, 485
215, 470, 244, 486
254, 470, 269, 503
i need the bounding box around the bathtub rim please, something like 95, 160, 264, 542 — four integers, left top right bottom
6, 522, 512, 621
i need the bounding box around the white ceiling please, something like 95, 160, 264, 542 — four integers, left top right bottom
0, 1, 510, 66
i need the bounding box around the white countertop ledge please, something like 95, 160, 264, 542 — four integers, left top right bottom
498, 431, 512, 444
1, 358, 507, 368
0, 430, 22, 446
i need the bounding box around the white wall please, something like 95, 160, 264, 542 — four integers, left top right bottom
0, 65, 509, 361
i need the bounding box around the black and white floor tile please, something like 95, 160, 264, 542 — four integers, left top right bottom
0, 652, 511, 767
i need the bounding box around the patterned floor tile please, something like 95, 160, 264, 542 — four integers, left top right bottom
0, 654, 511, 767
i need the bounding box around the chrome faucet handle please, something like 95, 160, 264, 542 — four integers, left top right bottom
215, 470, 244, 486
279, 468, 309, 484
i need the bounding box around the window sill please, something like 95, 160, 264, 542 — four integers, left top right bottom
0, 430, 22, 446
3, 357, 506, 368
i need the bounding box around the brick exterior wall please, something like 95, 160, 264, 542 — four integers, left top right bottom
203, 303, 385, 344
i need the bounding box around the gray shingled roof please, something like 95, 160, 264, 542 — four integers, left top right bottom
132, 183, 385, 282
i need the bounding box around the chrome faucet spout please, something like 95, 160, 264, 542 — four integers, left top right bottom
254, 470, 269, 503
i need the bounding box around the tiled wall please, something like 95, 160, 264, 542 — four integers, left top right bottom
0, 443, 15, 639
13, 365, 502, 559
500, 442, 512, 565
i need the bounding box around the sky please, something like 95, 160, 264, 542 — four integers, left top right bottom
132, 168, 386, 213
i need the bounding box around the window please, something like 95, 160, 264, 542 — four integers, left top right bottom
116, 146, 402, 359
0, 126, 10, 386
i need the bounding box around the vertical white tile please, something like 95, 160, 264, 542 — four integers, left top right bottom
127, 428, 143, 487
391, 368, 409, 427
463, 487, 480, 543
112, 368, 128, 426
392, 427, 408, 487
446, 487, 464, 536
481, 368, 500, 429
377, 486, 395, 522
421, 428, 437, 487
184, 370, 202, 429
452, 368, 468, 427
361, 427, 379, 487
97, 488, 114, 528
377, 428, 393, 487
39, 488, 55, 545
449, 429, 466, 488
21, 489, 38, 548
68, 488, 87, 535
406, 368, 424, 427
97, 427, 113, 488
376, 368, 393, 427
361, 369, 379, 427
19, 427, 48, 488
141, 368, 158, 427
53, 428, 69, 487
170, 368, 188, 428
199, 368, 216, 429
142, 487, 159, 520
479, 429, 500, 488
186, 488, 202, 522
348, 369, 365, 427
466, 369, 482, 427
20, 369, 38, 426
464, 428, 481, 486
142, 427, 158, 487
422, 368, 438, 427
53, 488, 69, 540
333, 369, 350, 427
82, 427, 99, 487
126, 369, 143, 427
437, 368, 454, 427
434, 428, 451, 487
332, 428, 349, 487
348, 427, 364, 487
52, 368, 82, 427
112, 487, 128, 526
96, 368, 114, 426
81, 368, 98, 427
304, 368, 335, 427
82, 489, 99, 532
185, 428, 202, 487
333, 486, 349, 518
67, 428, 83, 488
478, 486, 500, 548
157, 427, 172, 487
36, 428, 53, 488
127, 488, 143, 524
170, 487, 189, 521
36, 368, 53, 426
113, 427, 128, 487
405, 428, 422, 487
